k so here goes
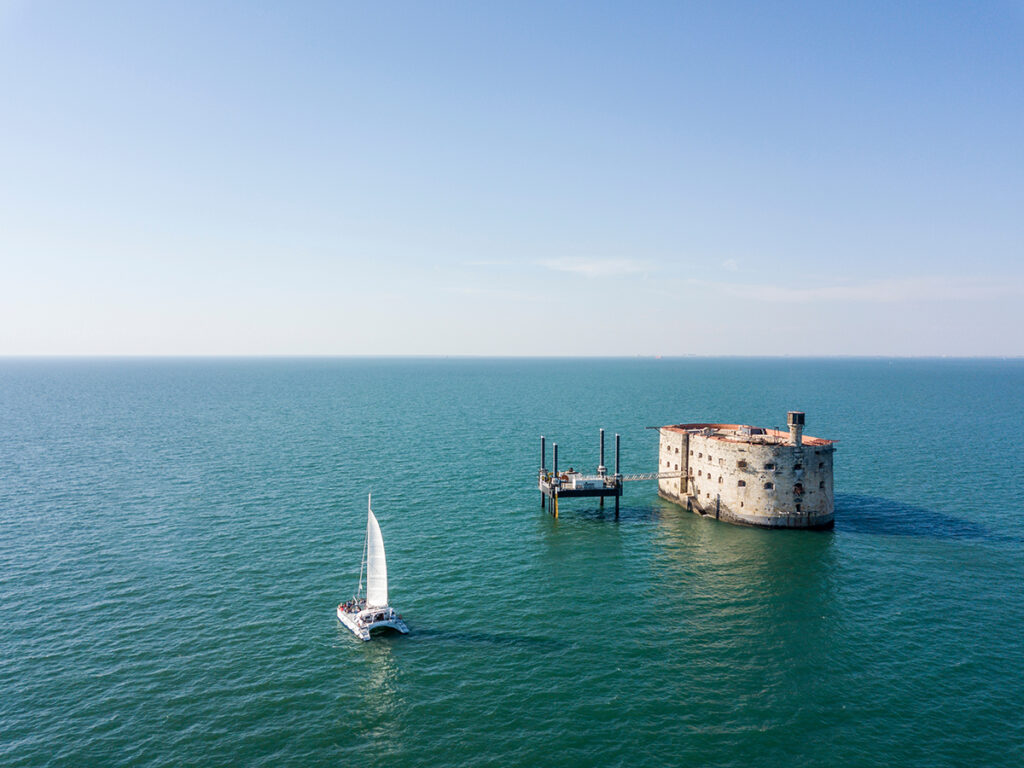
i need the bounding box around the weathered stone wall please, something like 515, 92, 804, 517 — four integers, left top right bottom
657, 429, 688, 501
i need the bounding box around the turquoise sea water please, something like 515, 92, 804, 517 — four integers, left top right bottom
2, 358, 1023, 767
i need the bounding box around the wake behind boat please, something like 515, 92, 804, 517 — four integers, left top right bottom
337, 494, 408, 641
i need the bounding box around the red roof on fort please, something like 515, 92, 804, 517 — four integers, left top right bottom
662, 423, 836, 446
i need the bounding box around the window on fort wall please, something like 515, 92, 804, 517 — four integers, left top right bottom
794, 463, 803, 470
690, 450, 694, 456
698, 453, 702, 459
764, 482, 774, 490
738, 460, 747, 468
819, 481, 825, 489
796, 504, 802, 512
738, 480, 746, 487
718, 476, 723, 483
764, 463, 775, 471
818, 462, 824, 469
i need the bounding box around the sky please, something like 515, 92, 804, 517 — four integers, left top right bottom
1, 0, 1022, 356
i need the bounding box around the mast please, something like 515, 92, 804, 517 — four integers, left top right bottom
357, 493, 370, 599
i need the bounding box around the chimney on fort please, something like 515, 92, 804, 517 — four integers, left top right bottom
787, 411, 805, 446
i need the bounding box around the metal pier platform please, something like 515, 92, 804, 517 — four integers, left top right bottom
538, 429, 684, 518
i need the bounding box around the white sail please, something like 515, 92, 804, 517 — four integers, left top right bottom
365, 504, 388, 607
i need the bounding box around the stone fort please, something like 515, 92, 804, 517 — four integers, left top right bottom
658, 411, 836, 529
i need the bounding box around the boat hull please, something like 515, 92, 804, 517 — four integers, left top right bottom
337, 605, 408, 641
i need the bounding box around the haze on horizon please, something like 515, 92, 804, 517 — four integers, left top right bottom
1, 1, 1022, 357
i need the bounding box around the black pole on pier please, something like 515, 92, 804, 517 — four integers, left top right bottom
552, 443, 559, 519
599, 428, 606, 507
614, 433, 621, 517
540, 436, 546, 509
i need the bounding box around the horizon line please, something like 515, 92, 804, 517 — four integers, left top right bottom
1, 354, 1022, 361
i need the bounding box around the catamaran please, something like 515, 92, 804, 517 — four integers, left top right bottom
337, 494, 408, 641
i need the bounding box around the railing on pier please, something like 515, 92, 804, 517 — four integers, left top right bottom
620, 471, 685, 482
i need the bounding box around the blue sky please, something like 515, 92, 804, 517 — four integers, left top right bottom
1, 1, 1022, 355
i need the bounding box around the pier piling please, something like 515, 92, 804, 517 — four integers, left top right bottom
553, 443, 559, 518
540, 436, 546, 509
614, 433, 621, 516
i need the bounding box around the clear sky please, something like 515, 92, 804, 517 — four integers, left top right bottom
1, 1, 1022, 356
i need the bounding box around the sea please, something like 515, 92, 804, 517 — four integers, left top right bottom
2, 357, 1022, 767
